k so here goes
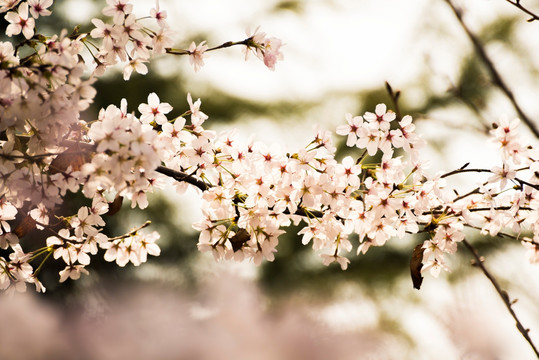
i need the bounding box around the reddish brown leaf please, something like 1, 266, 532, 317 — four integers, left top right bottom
229, 228, 250, 252
13, 215, 36, 238
106, 195, 124, 216
410, 243, 425, 290
49, 144, 92, 174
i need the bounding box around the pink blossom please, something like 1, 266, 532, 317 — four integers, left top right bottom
150, 0, 168, 28
29, 203, 49, 230
90, 18, 116, 49
363, 104, 396, 131
123, 57, 148, 80
188, 41, 208, 72
152, 27, 174, 54
0, 200, 17, 235
356, 123, 380, 156
4, 3, 35, 39
261, 37, 283, 71
102, 0, 133, 25
187, 93, 208, 126
336, 113, 363, 147
320, 253, 350, 270
489, 163, 516, 190
522, 240, 539, 263
138, 92, 173, 125
59, 264, 89, 283
28, 0, 52, 18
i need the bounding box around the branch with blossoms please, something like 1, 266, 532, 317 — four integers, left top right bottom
1, 0, 537, 295
86, 2, 282, 77
165, 26, 284, 72
0, 0, 284, 293
1, 0, 539, 355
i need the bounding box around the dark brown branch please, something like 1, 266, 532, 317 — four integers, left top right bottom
155, 166, 209, 191
452, 186, 481, 203
445, 0, 539, 138
462, 239, 539, 357
505, 0, 539, 22
284, 206, 324, 219
426, 205, 532, 217
465, 206, 531, 212
515, 177, 539, 191
441, 168, 492, 178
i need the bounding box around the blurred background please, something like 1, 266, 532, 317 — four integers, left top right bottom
2, 0, 539, 359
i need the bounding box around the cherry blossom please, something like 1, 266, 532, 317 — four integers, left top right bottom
59, 264, 89, 283
489, 163, 516, 190
138, 92, 173, 125
336, 113, 363, 147
150, 0, 167, 27
321, 253, 350, 270
123, 57, 148, 80
363, 103, 396, 131
243, 26, 284, 70
4, 2, 34, 39
188, 41, 208, 72
29, 203, 49, 230
0, 199, 17, 235
102, 0, 133, 25
27, 0, 51, 18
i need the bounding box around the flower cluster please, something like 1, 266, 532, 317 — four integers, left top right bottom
86, 97, 165, 208
188, 103, 426, 270
0, 0, 286, 293
418, 115, 539, 275
179, 101, 537, 276
0, 0, 538, 295
4, 0, 51, 39
89, 0, 173, 79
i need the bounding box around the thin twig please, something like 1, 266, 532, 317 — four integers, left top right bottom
462, 239, 539, 357
108, 221, 152, 241
447, 81, 492, 134
165, 39, 251, 56
505, 0, 539, 22
385, 81, 402, 120
441, 167, 492, 178
463, 223, 539, 246
445, 0, 539, 138
452, 186, 481, 203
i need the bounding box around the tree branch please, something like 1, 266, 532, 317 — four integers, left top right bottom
462, 239, 539, 357
445, 0, 539, 138
441, 167, 492, 178
155, 165, 209, 191
505, 0, 539, 22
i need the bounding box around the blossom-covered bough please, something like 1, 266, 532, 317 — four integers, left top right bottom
0, 0, 538, 355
